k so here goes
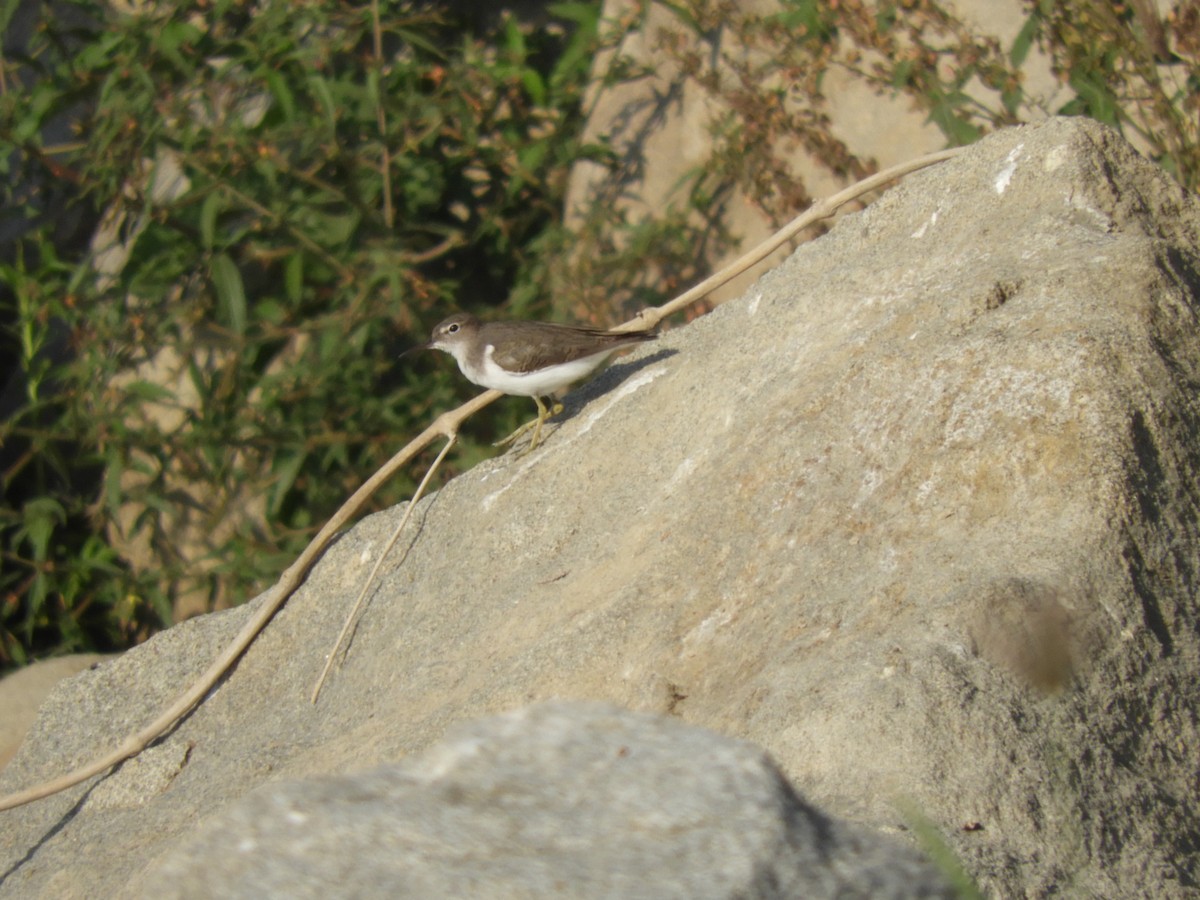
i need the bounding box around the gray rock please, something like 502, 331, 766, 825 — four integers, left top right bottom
0, 655, 111, 771
2, 117, 1199, 898
141, 702, 955, 898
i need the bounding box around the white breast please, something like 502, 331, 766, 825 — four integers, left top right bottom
457, 345, 619, 397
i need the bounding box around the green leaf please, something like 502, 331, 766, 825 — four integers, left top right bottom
75, 535, 122, 576
0, 0, 19, 38
521, 68, 547, 106
1001, 86, 1024, 117
267, 451, 306, 518
771, 0, 834, 42
394, 27, 444, 58
254, 298, 287, 324
897, 800, 986, 899
103, 450, 126, 525
308, 74, 337, 131
875, 5, 898, 34
154, 19, 202, 66
21, 497, 66, 562
12, 81, 58, 143
504, 15, 528, 60
211, 253, 248, 337
547, 2, 599, 94
263, 68, 296, 122
656, 0, 702, 33
27, 574, 49, 634
366, 67, 381, 112
516, 142, 549, 188
285, 253, 304, 305
200, 191, 223, 251
1067, 71, 1120, 127
546, 1, 599, 26
122, 379, 178, 403
296, 207, 360, 246
1010, 13, 1040, 68
927, 92, 983, 146
73, 30, 123, 73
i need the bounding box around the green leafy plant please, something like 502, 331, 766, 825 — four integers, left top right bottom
1028, 0, 1200, 188
0, 0, 619, 668
638, 0, 1200, 214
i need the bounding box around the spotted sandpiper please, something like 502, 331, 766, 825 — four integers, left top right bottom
411, 312, 656, 451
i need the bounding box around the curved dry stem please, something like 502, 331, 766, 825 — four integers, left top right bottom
621, 146, 966, 331
310, 434, 457, 704
0, 395, 494, 812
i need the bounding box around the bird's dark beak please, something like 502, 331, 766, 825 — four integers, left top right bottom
398, 341, 432, 361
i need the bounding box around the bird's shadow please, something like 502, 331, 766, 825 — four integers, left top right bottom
553, 347, 677, 422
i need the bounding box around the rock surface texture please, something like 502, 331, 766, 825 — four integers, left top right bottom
0, 655, 110, 771
1, 118, 1198, 898
142, 703, 956, 898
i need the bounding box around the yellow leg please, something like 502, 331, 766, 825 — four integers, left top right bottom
494, 397, 563, 452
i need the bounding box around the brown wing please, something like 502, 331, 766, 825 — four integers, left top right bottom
488, 321, 655, 373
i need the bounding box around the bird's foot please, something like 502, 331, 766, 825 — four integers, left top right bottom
493, 400, 563, 454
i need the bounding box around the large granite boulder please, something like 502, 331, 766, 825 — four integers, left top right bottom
141, 702, 956, 898
2, 117, 1198, 898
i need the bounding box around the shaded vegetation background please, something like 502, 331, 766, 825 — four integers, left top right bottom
1, 0, 1197, 670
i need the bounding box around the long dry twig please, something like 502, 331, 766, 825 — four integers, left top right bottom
0, 400, 491, 812
310, 435, 457, 703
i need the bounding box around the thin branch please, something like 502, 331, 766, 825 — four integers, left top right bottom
371, 0, 395, 229
622, 146, 966, 331
0, 394, 494, 812
311, 434, 456, 703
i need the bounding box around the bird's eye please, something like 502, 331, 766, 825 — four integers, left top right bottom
448, 323, 459, 333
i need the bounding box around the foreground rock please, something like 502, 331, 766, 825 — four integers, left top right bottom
142, 703, 955, 898
2, 118, 1199, 898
